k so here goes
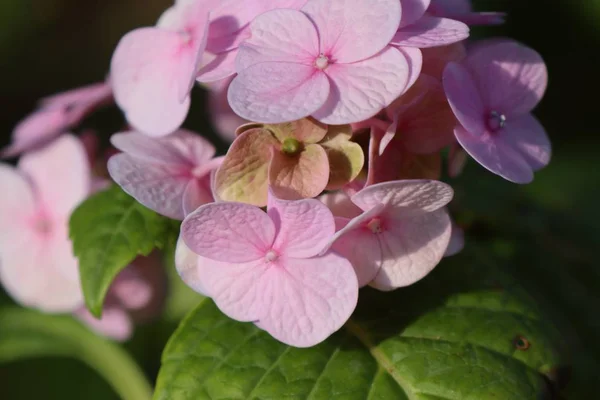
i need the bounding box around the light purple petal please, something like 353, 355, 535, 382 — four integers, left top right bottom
399, 0, 431, 28
228, 62, 330, 123
313, 47, 410, 124
392, 16, 469, 48
181, 202, 275, 262
501, 113, 551, 171
302, 0, 401, 63
442, 61, 486, 135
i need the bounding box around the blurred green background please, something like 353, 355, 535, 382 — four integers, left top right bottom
0, 0, 598, 398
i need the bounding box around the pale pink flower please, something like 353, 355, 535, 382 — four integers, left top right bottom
228, 0, 413, 125
1, 82, 112, 158
178, 191, 358, 347
443, 39, 550, 184
107, 130, 223, 220
206, 77, 248, 142
428, 0, 506, 26
391, 0, 470, 50
324, 180, 453, 289
111, 0, 305, 137
0, 135, 90, 312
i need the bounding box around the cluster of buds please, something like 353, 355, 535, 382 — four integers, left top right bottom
0, 0, 549, 347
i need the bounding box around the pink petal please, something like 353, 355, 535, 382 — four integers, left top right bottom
328, 205, 386, 286
18, 135, 90, 219
465, 39, 548, 116
313, 47, 410, 124
453, 12, 506, 26
175, 235, 210, 296
267, 191, 336, 258
207, 77, 248, 142
235, 9, 319, 71
444, 221, 464, 257
182, 177, 213, 216
352, 180, 454, 217
110, 132, 192, 165
392, 16, 469, 48
0, 165, 36, 233
268, 144, 330, 200
110, 28, 203, 136
502, 114, 551, 171
75, 306, 133, 341
182, 202, 275, 263
371, 208, 451, 290
448, 142, 468, 178
319, 191, 363, 219
107, 153, 191, 220
254, 254, 358, 347
1, 108, 68, 158
110, 267, 153, 310
397, 46, 423, 92
206, 25, 251, 54
197, 49, 238, 83
442, 62, 486, 135
302, 0, 401, 63
454, 125, 534, 184
421, 42, 466, 80
228, 62, 330, 123
399, 0, 431, 28
41, 82, 112, 110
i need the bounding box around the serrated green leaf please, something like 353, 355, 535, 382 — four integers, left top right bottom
69, 185, 174, 317
153, 247, 565, 400
0, 306, 152, 400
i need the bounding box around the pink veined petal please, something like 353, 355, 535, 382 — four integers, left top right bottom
235, 9, 319, 71
267, 191, 336, 258
421, 42, 466, 80
454, 125, 534, 184
196, 257, 271, 322
18, 135, 90, 219
75, 306, 133, 341
167, 130, 217, 166
175, 235, 211, 296
312, 47, 410, 124
501, 113, 551, 171
302, 0, 401, 63
399, 0, 431, 28
255, 253, 358, 347
197, 49, 238, 83
379, 114, 398, 155
182, 202, 275, 262
397, 46, 423, 93
107, 153, 190, 220
442, 62, 486, 136
111, 28, 195, 136
371, 208, 451, 290
391, 16, 469, 49
352, 180, 454, 217
327, 206, 386, 286
465, 39, 548, 116
207, 23, 252, 53
228, 62, 330, 123
110, 131, 192, 165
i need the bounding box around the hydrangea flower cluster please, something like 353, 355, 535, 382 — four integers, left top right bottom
0, 0, 550, 347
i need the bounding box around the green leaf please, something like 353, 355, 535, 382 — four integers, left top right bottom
0, 306, 152, 400
153, 246, 565, 400
69, 185, 174, 317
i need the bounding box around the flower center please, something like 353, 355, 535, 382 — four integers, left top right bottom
34, 218, 53, 235
281, 138, 302, 155
366, 217, 384, 234
315, 54, 329, 70
487, 110, 507, 132
265, 250, 279, 263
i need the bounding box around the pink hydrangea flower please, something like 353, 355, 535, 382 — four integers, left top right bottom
178, 191, 358, 347
75, 253, 166, 341
442, 39, 550, 184
111, 0, 306, 137
206, 77, 248, 142
228, 0, 414, 125
428, 0, 506, 26
0, 135, 90, 312
1, 82, 112, 158
391, 0, 470, 50
107, 130, 223, 220
323, 180, 453, 289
